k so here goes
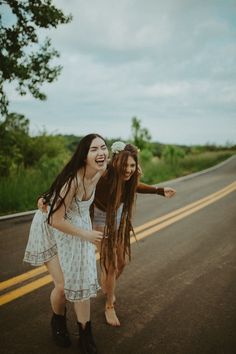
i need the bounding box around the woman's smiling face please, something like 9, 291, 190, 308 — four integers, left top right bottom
123, 155, 136, 181
86, 137, 108, 171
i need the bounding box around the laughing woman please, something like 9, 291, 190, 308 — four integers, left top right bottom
92, 142, 176, 326
37, 141, 176, 330
24, 134, 108, 354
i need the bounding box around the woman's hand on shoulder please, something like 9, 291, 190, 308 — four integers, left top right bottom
164, 187, 176, 198
38, 197, 48, 213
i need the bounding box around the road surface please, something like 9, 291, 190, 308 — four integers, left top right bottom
0, 156, 236, 354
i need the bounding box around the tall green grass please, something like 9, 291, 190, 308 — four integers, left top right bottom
0, 152, 68, 215
140, 151, 235, 184
0, 168, 59, 215
0, 150, 235, 215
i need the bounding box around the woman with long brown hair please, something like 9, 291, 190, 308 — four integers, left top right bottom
92, 141, 176, 326
24, 133, 108, 354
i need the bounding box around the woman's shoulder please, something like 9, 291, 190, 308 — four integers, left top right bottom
98, 170, 111, 185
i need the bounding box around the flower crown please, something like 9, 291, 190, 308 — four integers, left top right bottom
111, 141, 126, 154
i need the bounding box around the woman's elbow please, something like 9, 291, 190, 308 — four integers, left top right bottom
50, 215, 62, 229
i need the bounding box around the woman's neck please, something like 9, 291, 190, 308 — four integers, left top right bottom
79, 167, 97, 182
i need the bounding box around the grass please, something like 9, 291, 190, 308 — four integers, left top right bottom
0, 150, 235, 215
140, 151, 235, 184
0, 168, 59, 215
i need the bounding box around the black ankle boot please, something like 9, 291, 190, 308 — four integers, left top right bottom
77, 321, 98, 354
51, 312, 71, 347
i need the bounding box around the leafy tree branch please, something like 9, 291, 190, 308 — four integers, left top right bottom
0, 0, 72, 117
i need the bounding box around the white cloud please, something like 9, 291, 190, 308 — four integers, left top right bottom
145, 82, 191, 97
6, 0, 236, 145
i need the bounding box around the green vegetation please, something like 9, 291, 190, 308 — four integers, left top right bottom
0, 167, 58, 214
132, 118, 236, 183
0, 113, 71, 214
0, 115, 235, 215
0, 0, 72, 116
140, 150, 234, 184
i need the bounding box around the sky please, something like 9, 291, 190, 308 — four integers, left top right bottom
3, 0, 236, 145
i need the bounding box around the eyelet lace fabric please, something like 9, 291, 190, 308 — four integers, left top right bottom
23, 210, 57, 266
24, 190, 100, 301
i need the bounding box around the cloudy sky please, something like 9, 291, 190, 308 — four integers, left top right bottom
5, 0, 236, 145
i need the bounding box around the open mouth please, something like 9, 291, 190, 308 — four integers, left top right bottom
95, 158, 106, 166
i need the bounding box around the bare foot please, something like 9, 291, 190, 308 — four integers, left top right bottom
105, 305, 120, 326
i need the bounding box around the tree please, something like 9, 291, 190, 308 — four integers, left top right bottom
0, 112, 70, 177
0, 0, 72, 117
0, 112, 30, 176
162, 145, 185, 165
131, 117, 152, 150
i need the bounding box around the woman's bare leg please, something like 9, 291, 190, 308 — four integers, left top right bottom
46, 256, 71, 348
93, 224, 120, 325
104, 242, 126, 326
45, 256, 66, 315
116, 242, 126, 280
74, 299, 90, 326
104, 255, 120, 326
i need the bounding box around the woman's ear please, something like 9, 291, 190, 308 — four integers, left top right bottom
137, 164, 143, 176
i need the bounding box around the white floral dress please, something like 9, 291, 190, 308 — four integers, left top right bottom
23, 210, 57, 266
55, 190, 100, 301
24, 190, 100, 302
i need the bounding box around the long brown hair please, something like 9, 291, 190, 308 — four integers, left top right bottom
101, 143, 139, 271
42, 133, 106, 224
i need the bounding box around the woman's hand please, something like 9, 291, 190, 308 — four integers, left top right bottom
81, 229, 103, 244
38, 197, 48, 213
164, 187, 176, 198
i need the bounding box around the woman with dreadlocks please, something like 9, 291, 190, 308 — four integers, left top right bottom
92, 141, 176, 326
24, 133, 108, 354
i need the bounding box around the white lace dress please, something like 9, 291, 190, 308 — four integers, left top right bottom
24, 191, 100, 302
55, 191, 100, 301
23, 210, 57, 266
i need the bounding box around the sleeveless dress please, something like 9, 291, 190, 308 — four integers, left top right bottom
55, 190, 100, 301
23, 210, 57, 266
24, 190, 100, 302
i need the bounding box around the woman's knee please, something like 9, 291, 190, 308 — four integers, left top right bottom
54, 283, 65, 298
104, 263, 117, 277
117, 256, 126, 270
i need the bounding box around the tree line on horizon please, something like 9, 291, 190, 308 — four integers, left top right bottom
0, 114, 235, 215
0, 113, 235, 179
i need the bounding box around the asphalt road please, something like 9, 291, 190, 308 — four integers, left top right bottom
1, 156, 236, 354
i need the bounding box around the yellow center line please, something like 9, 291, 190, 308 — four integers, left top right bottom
2, 181, 235, 292
0, 275, 53, 305
0, 266, 47, 291
0, 181, 235, 306
134, 180, 236, 234
134, 182, 236, 241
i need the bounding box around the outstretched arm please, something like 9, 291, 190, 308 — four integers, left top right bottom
137, 182, 176, 198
